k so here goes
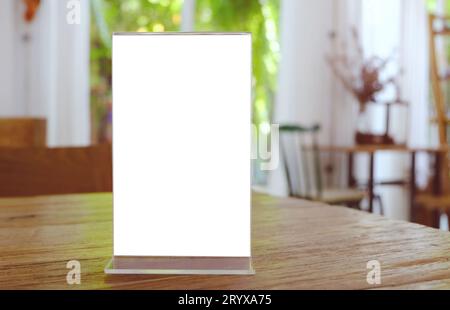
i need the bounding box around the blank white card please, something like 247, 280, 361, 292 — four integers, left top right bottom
113, 33, 251, 257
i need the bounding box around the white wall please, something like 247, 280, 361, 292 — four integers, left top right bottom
0, 0, 90, 146
0, 0, 18, 115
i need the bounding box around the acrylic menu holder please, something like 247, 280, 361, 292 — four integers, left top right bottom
105, 33, 253, 275
104, 257, 253, 275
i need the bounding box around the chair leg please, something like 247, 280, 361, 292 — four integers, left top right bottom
379, 199, 384, 216
431, 209, 442, 229
345, 201, 360, 210
372, 194, 384, 215
446, 210, 450, 231
411, 203, 425, 224
423, 208, 441, 229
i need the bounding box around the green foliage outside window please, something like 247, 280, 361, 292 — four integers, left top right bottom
195, 0, 280, 127
90, 0, 280, 145
90, 0, 183, 142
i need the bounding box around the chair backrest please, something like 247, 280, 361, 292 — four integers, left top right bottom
279, 124, 322, 199
0, 144, 112, 197
0, 118, 47, 147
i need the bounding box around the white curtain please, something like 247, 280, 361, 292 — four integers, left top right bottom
268, 0, 332, 196
327, 0, 363, 189
400, 0, 430, 185
0, 0, 90, 146
181, 0, 196, 31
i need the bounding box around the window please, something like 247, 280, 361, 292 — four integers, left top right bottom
90, 0, 280, 184
195, 0, 280, 185
90, 0, 183, 143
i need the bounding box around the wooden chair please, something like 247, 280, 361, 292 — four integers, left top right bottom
428, 14, 450, 146
0, 144, 112, 197
411, 148, 450, 230
423, 13, 450, 229
280, 124, 366, 208
0, 118, 46, 147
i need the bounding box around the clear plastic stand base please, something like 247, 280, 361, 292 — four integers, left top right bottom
104, 256, 255, 275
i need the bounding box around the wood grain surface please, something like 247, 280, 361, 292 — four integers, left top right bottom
0, 118, 46, 147
0, 145, 112, 197
0, 193, 449, 289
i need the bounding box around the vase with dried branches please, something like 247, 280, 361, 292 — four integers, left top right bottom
327, 28, 406, 145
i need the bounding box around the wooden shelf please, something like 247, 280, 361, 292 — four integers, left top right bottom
430, 116, 450, 124
432, 29, 450, 36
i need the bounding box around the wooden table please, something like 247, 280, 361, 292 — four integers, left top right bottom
319, 145, 449, 214
1, 192, 450, 289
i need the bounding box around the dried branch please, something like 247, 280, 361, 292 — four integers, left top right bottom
326, 28, 403, 112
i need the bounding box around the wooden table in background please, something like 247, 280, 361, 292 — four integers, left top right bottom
320, 145, 450, 217
1, 193, 450, 289
320, 144, 410, 213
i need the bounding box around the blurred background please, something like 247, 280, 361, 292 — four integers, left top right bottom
1, 0, 450, 230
